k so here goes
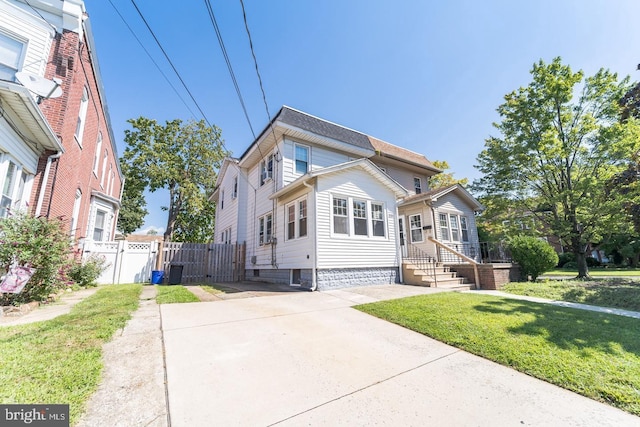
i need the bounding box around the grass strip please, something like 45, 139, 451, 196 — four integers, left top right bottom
503, 279, 640, 312
544, 269, 640, 277
356, 292, 640, 416
0, 284, 141, 425
156, 285, 200, 304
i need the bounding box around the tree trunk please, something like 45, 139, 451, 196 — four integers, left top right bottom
572, 236, 590, 278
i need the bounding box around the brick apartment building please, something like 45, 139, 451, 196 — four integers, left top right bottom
0, 0, 122, 245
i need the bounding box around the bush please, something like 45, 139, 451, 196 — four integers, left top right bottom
585, 257, 601, 267
508, 235, 559, 281
557, 252, 575, 267
562, 261, 578, 270
67, 254, 108, 288
0, 213, 72, 305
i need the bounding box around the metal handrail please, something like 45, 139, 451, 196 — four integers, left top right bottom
406, 243, 438, 287
429, 237, 479, 289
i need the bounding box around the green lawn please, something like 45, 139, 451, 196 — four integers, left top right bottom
155, 285, 200, 304
503, 279, 640, 312
0, 284, 141, 425
356, 292, 640, 416
544, 268, 640, 277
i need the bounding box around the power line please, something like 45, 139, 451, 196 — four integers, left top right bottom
106, 0, 199, 119
203, 0, 257, 140
129, 0, 213, 128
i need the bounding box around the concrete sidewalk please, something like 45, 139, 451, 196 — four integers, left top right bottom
161, 285, 640, 426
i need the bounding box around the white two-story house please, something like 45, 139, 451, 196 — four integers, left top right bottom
212, 106, 483, 290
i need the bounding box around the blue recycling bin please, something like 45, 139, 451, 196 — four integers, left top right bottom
151, 270, 165, 285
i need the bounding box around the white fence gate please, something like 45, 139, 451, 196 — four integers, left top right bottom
83, 240, 158, 285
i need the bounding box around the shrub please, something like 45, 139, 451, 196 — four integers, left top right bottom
508, 235, 559, 281
585, 257, 601, 267
557, 252, 575, 267
67, 254, 109, 288
0, 213, 72, 305
562, 261, 578, 270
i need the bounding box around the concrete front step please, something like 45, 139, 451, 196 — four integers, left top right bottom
402, 261, 474, 289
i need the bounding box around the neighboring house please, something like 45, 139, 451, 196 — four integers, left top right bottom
0, 0, 123, 244
212, 106, 483, 290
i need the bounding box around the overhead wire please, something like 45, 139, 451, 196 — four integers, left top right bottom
106, 0, 199, 119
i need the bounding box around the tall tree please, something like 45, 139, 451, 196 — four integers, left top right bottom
428, 160, 468, 189
472, 57, 639, 278
120, 117, 228, 242
117, 162, 148, 235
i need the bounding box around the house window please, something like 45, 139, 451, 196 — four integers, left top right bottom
92, 132, 102, 176
450, 214, 459, 241
409, 214, 423, 243
100, 151, 108, 188
258, 213, 272, 245
298, 199, 307, 237
220, 189, 224, 210
260, 154, 274, 186
353, 200, 367, 236
232, 176, 238, 199
75, 87, 89, 145
0, 32, 25, 81
286, 197, 308, 240
414, 177, 422, 194
287, 204, 295, 240
332, 196, 348, 234
439, 213, 450, 241
460, 216, 469, 242
0, 161, 17, 217
295, 144, 309, 174
220, 227, 231, 244
93, 210, 107, 241
371, 203, 385, 237
70, 189, 82, 237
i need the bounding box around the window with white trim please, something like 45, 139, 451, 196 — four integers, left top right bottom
93, 210, 107, 241
295, 144, 309, 174
409, 214, 423, 243
353, 200, 367, 236
0, 161, 17, 217
449, 214, 459, 241
70, 189, 81, 237
439, 213, 449, 241
331, 195, 388, 238
286, 197, 308, 240
220, 227, 231, 244
0, 32, 25, 81
460, 216, 469, 242
258, 213, 272, 245
92, 132, 102, 176
332, 196, 348, 235
260, 154, 274, 186
414, 177, 422, 194
232, 176, 238, 199
75, 87, 89, 145
371, 203, 385, 237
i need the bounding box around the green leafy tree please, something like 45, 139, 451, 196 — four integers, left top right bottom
473, 57, 640, 278
508, 235, 559, 281
117, 162, 148, 235
428, 160, 468, 189
120, 117, 228, 242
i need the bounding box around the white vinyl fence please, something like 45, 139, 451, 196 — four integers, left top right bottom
83, 240, 159, 284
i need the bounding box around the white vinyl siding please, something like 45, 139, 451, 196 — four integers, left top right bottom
281, 138, 351, 186
214, 163, 245, 246
0, 4, 54, 78
316, 168, 397, 269
433, 193, 481, 253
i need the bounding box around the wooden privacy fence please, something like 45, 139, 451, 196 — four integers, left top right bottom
161, 242, 246, 284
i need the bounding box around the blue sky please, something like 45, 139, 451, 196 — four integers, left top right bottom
85, 0, 640, 235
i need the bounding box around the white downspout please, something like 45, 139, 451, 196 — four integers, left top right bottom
35, 151, 62, 216
302, 179, 317, 291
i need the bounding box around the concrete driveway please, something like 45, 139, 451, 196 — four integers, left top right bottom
160, 285, 639, 426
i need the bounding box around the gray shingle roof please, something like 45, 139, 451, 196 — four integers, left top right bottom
278, 106, 374, 151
